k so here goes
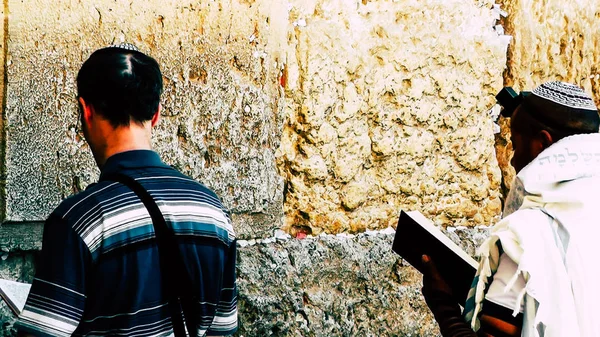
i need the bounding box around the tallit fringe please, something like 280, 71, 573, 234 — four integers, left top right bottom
469, 236, 501, 330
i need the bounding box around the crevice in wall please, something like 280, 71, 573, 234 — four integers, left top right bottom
495, 2, 516, 203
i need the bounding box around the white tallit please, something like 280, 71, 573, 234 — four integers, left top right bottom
473, 133, 600, 336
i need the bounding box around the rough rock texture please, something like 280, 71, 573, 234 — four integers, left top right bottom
502, 0, 600, 98
0, 3, 7, 222
0, 253, 35, 284
0, 223, 42, 253
0, 224, 41, 336
496, 0, 600, 193
237, 227, 488, 337
3, 0, 287, 238
278, 0, 510, 235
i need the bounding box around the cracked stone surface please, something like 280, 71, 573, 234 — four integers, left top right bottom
3, 0, 512, 240
236, 227, 488, 337
278, 0, 509, 235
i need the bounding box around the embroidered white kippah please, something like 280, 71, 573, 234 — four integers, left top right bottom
110, 42, 140, 52
532, 81, 597, 111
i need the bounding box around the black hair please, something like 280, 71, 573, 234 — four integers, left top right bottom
76, 46, 163, 127
512, 94, 600, 142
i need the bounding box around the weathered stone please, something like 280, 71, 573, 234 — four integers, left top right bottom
2, 0, 514, 238
0, 223, 43, 253
0, 3, 7, 222
3, 0, 286, 239
278, 0, 510, 234
237, 227, 489, 337
0, 225, 42, 336
502, 0, 600, 100
0, 301, 17, 337
494, 116, 514, 197
0, 253, 36, 284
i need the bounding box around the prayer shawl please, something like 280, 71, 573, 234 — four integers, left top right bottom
464, 133, 600, 336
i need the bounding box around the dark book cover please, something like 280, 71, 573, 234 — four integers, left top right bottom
392, 210, 478, 305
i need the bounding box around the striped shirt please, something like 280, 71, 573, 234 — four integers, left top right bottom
15, 150, 238, 336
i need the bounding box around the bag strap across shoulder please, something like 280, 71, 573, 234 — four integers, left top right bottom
102, 173, 197, 337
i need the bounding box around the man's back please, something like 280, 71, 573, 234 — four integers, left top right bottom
481, 133, 600, 336
16, 150, 237, 336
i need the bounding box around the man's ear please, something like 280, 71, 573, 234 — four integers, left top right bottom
78, 97, 94, 126
531, 129, 554, 157
537, 129, 554, 149
151, 104, 161, 127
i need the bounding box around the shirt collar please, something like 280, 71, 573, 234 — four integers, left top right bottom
100, 150, 169, 179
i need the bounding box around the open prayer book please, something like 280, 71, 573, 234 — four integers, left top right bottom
0, 279, 31, 316
392, 210, 478, 305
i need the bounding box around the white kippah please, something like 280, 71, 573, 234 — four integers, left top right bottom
532, 81, 598, 111
110, 42, 140, 52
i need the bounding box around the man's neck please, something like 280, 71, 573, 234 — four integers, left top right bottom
95, 125, 153, 169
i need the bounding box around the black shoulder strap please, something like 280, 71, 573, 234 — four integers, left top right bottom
103, 173, 197, 337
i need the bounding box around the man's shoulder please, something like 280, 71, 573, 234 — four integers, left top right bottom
52, 169, 229, 222
52, 180, 121, 220
135, 168, 226, 206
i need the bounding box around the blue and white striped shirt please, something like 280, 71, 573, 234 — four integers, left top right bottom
16, 150, 238, 336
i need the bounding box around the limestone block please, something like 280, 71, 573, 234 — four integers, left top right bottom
237, 226, 489, 336
0, 223, 42, 253
237, 232, 438, 336
502, 0, 600, 100
493, 0, 600, 195
279, 0, 509, 234
3, 0, 287, 238
494, 116, 514, 197
0, 253, 36, 284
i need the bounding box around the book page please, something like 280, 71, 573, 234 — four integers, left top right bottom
0, 279, 31, 315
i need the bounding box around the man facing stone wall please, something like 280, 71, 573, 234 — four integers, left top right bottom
0, 0, 598, 336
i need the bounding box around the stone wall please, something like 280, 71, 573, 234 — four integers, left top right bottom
0, 0, 598, 336
235, 226, 489, 336
279, 0, 509, 235
503, 0, 600, 97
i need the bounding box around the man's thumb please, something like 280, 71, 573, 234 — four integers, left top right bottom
422, 254, 433, 275
422, 254, 431, 264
